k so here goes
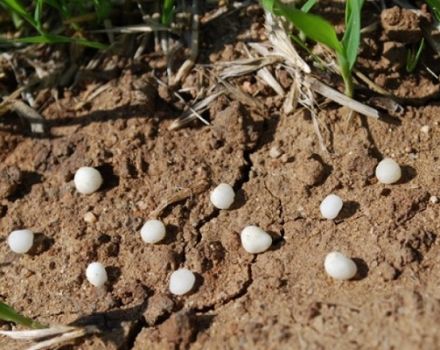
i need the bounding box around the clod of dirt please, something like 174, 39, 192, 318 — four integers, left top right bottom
159, 309, 197, 346
342, 143, 377, 180
381, 7, 424, 43
143, 294, 175, 326
377, 261, 398, 281
295, 154, 326, 187
0, 166, 23, 199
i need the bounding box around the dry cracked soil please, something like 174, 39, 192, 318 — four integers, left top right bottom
1, 1, 440, 349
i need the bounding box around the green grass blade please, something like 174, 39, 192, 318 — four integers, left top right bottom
426, 0, 440, 21
342, 0, 364, 70
406, 38, 425, 73
274, 1, 343, 55
34, 0, 44, 31
93, 0, 112, 22
161, 0, 175, 26
11, 12, 24, 28
0, 301, 44, 329
300, 0, 317, 13
2, 0, 40, 32
4, 34, 108, 49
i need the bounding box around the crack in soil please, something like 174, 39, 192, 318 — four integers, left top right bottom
195, 256, 255, 315
193, 147, 254, 247
124, 318, 147, 349
263, 179, 286, 242
125, 114, 274, 348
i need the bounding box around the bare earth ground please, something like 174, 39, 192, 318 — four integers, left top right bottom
1, 2, 440, 350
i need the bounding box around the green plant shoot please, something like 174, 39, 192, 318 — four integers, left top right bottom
0, 301, 45, 329
406, 38, 425, 73
162, 0, 175, 26
262, 0, 364, 97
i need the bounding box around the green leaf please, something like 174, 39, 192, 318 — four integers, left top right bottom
261, 0, 275, 12
300, 0, 317, 13
0, 301, 44, 329
274, 1, 343, 55
342, 0, 364, 70
426, 0, 440, 21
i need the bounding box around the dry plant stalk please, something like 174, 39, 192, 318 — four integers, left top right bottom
0, 324, 99, 350
169, 90, 224, 130
150, 180, 209, 218
171, 0, 200, 86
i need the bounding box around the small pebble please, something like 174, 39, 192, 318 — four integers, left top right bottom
375, 158, 401, 184
7, 229, 34, 254
430, 195, 438, 204
83, 212, 97, 223
420, 125, 430, 134
320, 194, 343, 220
140, 219, 166, 244
269, 146, 282, 159
210, 183, 235, 210
86, 262, 108, 287
280, 154, 289, 163
324, 251, 357, 280
169, 268, 196, 295
240, 225, 272, 254
74, 167, 103, 194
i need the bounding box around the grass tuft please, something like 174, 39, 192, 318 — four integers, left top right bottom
0, 0, 113, 48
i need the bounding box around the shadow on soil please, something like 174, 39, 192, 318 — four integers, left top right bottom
8, 171, 42, 202
352, 258, 369, 281
67, 299, 149, 350
338, 201, 360, 220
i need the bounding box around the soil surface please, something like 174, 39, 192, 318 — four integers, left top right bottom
1, 2, 440, 350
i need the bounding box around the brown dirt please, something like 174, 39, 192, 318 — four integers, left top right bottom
1, 3, 440, 350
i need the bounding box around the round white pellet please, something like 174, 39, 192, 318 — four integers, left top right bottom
74, 167, 103, 194
86, 262, 108, 287
210, 183, 235, 210
320, 194, 343, 220
140, 219, 166, 244
324, 252, 357, 280
375, 158, 401, 184
7, 229, 34, 254
169, 268, 196, 296
240, 225, 272, 254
